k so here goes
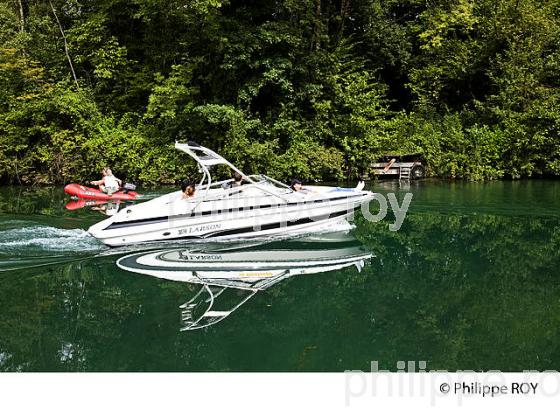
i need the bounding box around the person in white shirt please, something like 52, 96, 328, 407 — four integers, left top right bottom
90, 167, 122, 195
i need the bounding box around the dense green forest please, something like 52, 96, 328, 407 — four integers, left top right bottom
1, 0, 559, 185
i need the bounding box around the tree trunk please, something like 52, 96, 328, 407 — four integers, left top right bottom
310, 0, 322, 51
17, 0, 25, 33
48, 0, 79, 88
14, 155, 22, 185
337, 0, 350, 43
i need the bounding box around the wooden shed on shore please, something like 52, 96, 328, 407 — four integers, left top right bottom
367, 153, 426, 180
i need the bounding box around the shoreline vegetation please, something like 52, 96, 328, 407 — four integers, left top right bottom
1, 0, 559, 186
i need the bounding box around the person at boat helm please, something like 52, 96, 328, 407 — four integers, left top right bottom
89, 167, 122, 195
222, 171, 246, 190
181, 180, 196, 199
291, 179, 308, 193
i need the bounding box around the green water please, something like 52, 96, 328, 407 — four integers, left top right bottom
0, 180, 559, 372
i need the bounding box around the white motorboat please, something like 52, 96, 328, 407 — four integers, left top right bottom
88, 141, 374, 247
116, 232, 372, 330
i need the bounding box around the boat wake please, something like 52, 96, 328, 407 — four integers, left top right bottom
0, 225, 107, 271
0, 219, 355, 272
0, 225, 104, 254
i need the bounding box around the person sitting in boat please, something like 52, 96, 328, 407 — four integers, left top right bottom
290, 179, 315, 194
222, 171, 245, 189
231, 172, 244, 187
89, 167, 122, 195
291, 179, 305, 192
181, 180, 196, 199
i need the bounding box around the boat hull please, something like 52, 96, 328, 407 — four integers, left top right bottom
89, 192, 373, 247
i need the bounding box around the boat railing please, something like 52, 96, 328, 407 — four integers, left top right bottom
179, 270, 291, 331
191, 180, 291, 205
254, 174, 291, 189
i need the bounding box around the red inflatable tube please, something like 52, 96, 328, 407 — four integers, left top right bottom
64, 183, 140, 201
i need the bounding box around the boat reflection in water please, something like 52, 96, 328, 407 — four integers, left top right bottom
117, 232, 372, 331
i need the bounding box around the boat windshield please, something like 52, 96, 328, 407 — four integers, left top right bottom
247, 174, 291, 190
175, 142, 304, 205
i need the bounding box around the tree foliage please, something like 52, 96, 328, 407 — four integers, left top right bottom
0, 0, 559, 184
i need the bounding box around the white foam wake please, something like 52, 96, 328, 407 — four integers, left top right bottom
0, 225, 105, 255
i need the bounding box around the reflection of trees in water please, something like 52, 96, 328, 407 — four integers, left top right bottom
0, 210, 559, 371
353, 212, 560, 371
0, 186, 64, 216
0, 261, 138, 371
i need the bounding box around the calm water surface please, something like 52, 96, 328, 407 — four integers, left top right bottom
0, 180, 559, 371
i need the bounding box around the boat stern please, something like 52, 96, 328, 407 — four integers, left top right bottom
87, 215, 118, 245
